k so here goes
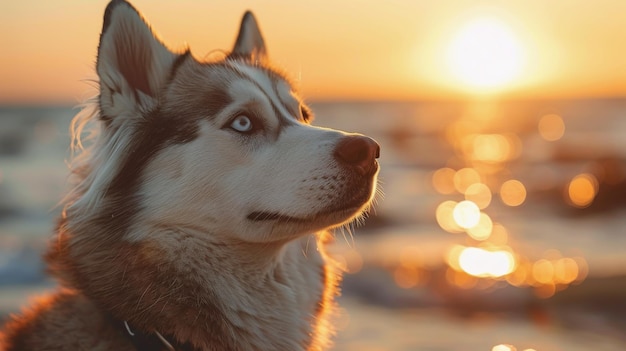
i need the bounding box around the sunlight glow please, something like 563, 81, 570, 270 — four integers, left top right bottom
459, 247, 515, 278
447, 18, 524, 91
466, 134, 513, 163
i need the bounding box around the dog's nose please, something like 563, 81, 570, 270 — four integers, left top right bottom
334, 135, 380, 175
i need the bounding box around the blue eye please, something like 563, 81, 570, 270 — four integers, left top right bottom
230, 115, 253, 133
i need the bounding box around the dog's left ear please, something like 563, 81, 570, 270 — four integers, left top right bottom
229, 11, 267, 61
96, 0, 178, 118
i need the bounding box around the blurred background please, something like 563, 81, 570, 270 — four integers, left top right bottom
1, 1, 625, 350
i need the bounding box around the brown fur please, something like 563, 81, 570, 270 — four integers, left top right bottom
1, 221, 340, 350
1, 289, 134, 350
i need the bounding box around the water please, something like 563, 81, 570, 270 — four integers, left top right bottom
1, 100, 625, 350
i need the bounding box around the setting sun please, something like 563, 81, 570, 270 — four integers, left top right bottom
447, 18, 525, 91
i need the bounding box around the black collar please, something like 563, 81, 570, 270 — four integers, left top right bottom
112, 317, 198, 351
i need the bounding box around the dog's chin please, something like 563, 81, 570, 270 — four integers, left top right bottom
247, 187, 374, 231
246, 174, 377, 237
246, 205, 365, 235
246, 204, 363, 225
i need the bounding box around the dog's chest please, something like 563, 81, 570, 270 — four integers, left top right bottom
216, 239, 327, 349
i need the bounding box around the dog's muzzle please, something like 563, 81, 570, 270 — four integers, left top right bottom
247, 134, 380, 223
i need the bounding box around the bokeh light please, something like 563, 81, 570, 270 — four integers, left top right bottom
489, 223, 509, 245
446, 245, 465, 272
492, 344, 516, 351
394, 263, 421, 289
574, 256, 589, 283
466, 212, 493, 240
464, 182, 492, 209
567, 173, 598, 208
453, 167, 481, 193
335, 248, 364, 274
500, 179, 527, 206
434, 111, 588, 296
532, 259, 554, 285
429, 64, 592, 318
506, 259, 530, 287
538, 113, 565, 141
432, 167, 457, 194
436, 201, 464, 233
554, 257, 579, 284
468, 134, 513, 163
458, 247, 515, 278
453, 201, 481, 229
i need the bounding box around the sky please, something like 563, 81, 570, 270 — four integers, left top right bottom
1, 0, 626, 104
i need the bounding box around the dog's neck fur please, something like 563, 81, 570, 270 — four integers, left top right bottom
49, 220, 335, 350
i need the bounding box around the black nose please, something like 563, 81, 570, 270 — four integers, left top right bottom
333, 135, 380, 175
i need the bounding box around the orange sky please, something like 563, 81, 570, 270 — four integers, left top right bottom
1, 0, 626, 104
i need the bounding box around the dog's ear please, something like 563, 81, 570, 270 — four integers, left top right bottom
96, 0, 177, 118
229, 11, 267, 61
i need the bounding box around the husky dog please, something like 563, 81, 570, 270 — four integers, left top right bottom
0, 1, 379, 350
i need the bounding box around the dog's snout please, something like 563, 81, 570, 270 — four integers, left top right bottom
334, 135, 380, 175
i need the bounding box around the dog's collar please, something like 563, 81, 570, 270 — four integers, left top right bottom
113, 318, 198, 351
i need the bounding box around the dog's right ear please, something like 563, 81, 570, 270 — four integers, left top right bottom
96, 0, 177, 122
229, 11, 267, 62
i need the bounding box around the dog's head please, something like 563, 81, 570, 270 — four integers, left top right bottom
68, 0, 379, 245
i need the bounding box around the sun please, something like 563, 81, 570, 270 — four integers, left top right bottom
447, 17, 525, 91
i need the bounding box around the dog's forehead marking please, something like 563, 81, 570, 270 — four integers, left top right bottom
228, 61, 299, 124
166, 62, 234, 121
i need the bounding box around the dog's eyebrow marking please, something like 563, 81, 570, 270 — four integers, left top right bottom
164, 63, 233, 129
272, 80, 300, 120
228, 62, 298, 129
204, 86, 233, 119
